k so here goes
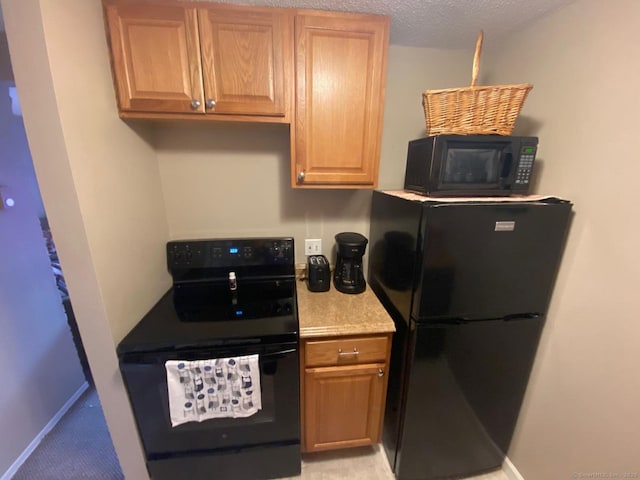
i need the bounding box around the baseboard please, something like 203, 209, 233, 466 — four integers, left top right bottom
503, 456, 525, 480
1, 381, 89, 480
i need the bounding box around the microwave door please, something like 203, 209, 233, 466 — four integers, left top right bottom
440, 147, 503, 193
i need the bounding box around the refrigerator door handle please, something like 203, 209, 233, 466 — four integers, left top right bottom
503, 312, 543, 321
428, 318, 470, 325
427, 313, 543, 326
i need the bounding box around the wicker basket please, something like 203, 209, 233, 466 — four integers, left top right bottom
422, 31, 533, 136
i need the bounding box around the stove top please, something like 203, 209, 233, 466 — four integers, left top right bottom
117, 238, 299, 356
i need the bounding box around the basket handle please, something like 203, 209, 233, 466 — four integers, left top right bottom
471, 30, 483, 87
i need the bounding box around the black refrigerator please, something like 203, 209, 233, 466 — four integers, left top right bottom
368, 190, 572, 480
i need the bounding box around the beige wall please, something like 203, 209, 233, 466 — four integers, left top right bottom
2, 0, 170, 477
486, 1, 640, 477
157, 45, 471, 261
378, 45, 472, 189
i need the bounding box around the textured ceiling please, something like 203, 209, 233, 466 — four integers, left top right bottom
0, 1, 575, 46
205, 0, 575, 48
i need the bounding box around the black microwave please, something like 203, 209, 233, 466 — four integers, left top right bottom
403, 134, 538, 196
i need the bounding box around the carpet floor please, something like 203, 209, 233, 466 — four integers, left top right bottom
12, 386, 123, 480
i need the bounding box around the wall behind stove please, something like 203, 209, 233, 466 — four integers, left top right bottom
156, 44, 471, 263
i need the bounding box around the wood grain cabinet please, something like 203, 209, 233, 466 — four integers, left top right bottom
292, 12, 389, 188
102, 2, 389, 187
301, 334, 392, 452
103, 1, 292, 121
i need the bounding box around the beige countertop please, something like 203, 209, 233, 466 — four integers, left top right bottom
296, 279, 396, 339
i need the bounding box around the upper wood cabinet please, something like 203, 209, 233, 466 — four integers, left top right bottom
104, 3, 203, 114
292, 12, 389, 189
198, 6, 289, 117
103, 1, 292, 121
102, 2, 390, 187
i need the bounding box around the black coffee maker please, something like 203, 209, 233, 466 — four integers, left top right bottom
333, 232, 368, 294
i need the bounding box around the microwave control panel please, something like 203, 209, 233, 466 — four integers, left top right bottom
514, 145, 536, 186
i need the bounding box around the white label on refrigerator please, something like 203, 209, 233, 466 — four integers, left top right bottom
495, 221, 516, 232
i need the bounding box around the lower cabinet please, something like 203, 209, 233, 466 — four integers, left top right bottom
300, 334, 392, 452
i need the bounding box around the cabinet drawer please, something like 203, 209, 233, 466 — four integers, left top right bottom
305, 336, 388, 367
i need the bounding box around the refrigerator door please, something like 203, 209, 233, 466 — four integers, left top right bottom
414, 201, 571, 321
393, 316, 544, 480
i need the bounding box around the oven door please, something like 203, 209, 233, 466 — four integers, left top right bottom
119, 341, 300, 458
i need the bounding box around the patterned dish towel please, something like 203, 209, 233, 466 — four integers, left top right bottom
166, 355, 262, 427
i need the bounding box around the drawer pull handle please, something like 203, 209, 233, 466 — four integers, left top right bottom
338, 348, 359, 357
378, 368, 384, 377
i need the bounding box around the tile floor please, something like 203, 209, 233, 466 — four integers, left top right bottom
287, 445, 509, 480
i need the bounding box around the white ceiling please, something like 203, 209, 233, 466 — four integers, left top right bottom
208, 0, 575, 48
0, 0, 575, 47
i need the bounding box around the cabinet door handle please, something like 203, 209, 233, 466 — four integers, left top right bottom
378, 368, 384, 377
297, 171, 305, 183
338, 348, 359, 357
190, 99, 201, 110
206, 98, 216, 109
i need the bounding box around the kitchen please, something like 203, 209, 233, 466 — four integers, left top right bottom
1, 0, 639, 479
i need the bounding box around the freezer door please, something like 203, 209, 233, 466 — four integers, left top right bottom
414, 201, 571, 320
369, 190, 424, 326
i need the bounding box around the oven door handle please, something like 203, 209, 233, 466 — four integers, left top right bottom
119, 346, 298, 365
261, 348, 297, 358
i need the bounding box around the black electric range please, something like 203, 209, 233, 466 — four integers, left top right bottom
117, 237, 301, 480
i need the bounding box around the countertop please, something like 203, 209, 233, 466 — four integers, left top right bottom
296, 279, 396, 339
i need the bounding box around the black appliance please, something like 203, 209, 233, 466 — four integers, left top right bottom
306, 254, 330, 292
404, 134, 538, 197
333, 232, 368, 294
368, 190, 572, 480
117, 237, 301, 480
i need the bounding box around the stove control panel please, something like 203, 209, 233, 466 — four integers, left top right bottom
167, 238, 294, 271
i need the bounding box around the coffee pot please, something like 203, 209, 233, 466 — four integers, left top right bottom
333, 232, 368, 294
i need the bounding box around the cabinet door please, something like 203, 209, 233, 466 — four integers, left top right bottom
304, 363, 386, 452
198, 6, 290, 117
104, 3, 205, 114
294, 13, 389, 188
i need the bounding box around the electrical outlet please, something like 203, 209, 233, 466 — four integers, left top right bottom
305, 239, 322, 256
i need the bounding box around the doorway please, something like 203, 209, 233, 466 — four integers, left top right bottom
0, 38, 120, 477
